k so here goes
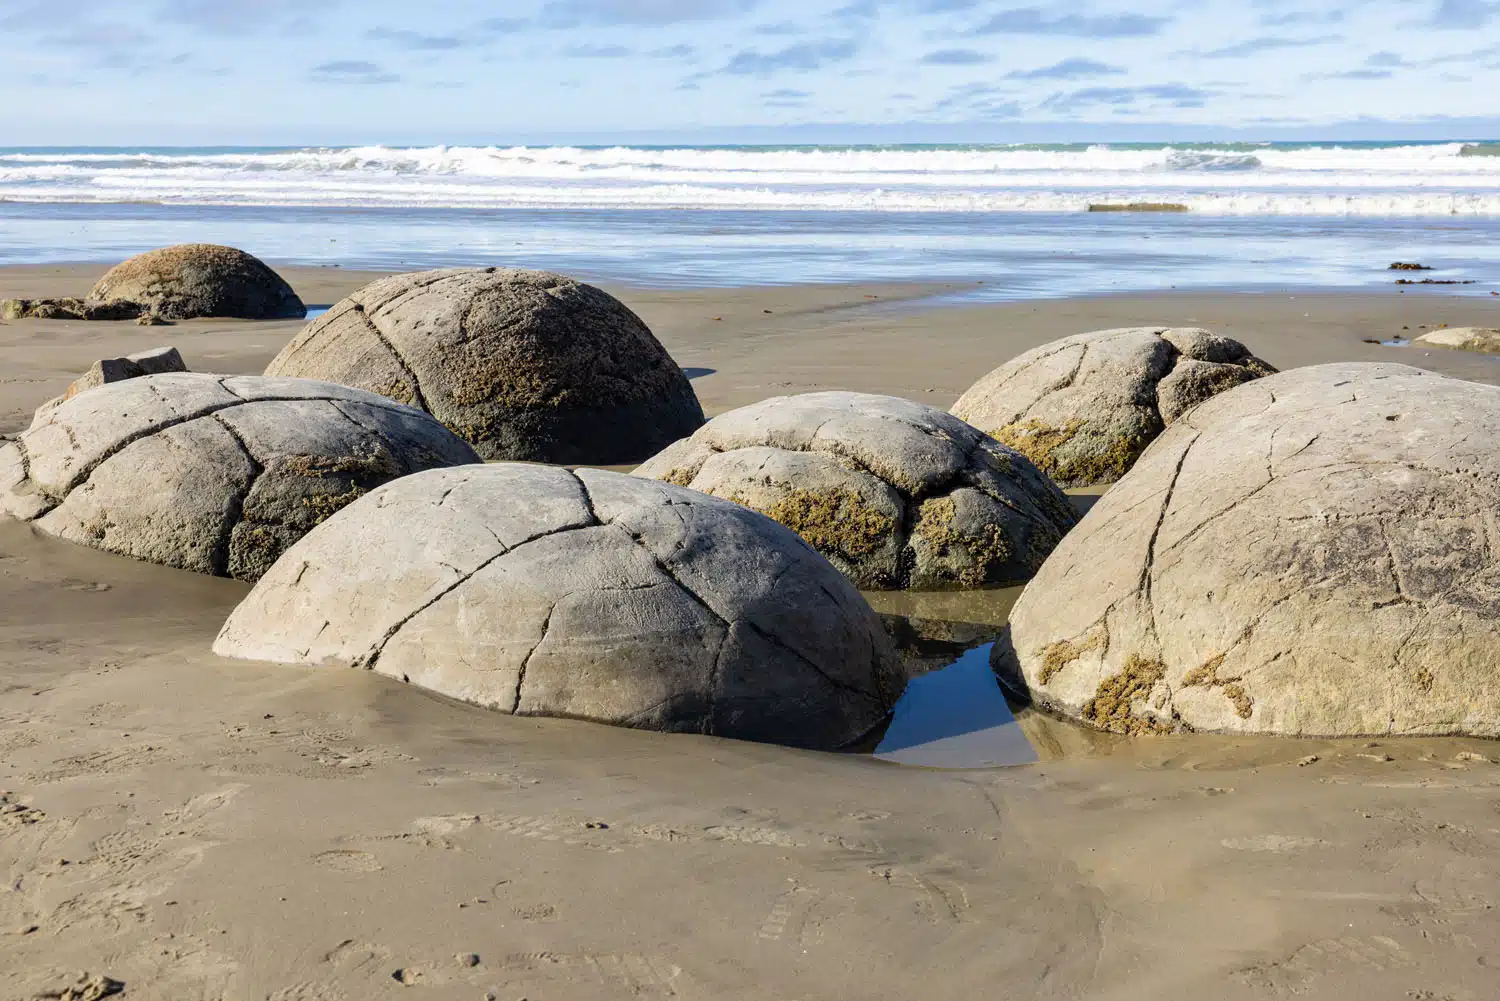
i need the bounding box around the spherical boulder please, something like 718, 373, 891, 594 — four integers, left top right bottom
0, 373, 480, 581
214, 465, 903, 749
264, 268, 705, 463
993, 362, 1500, 738
634, 392, 1078, 590
952, 327, 1275, 488
89, 244, 306, 320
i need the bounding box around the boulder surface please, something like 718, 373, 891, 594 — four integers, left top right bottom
994, 362, 1500, 738
264, 268, 704, 463
635, 392, 1077, 590
952, 327, 1275, 487
89, 244, 305, 320
214, 465, 902, 749
0, 373, 479, 580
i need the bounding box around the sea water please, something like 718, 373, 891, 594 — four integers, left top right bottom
3, 141, 1500, 296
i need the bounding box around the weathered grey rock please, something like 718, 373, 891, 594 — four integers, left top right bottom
1412, 327, 1500, 354
634, 392, 1077, 590
264, 268, 703, 463
66, 346, 188, 399
1, 373, 479, 580
29, 346, 190, 429
951, 327, 1276, 487
1, 297, 143, 321
89, 244, 305, 320
993, 362, 1500, 738
214, 465, 902, 749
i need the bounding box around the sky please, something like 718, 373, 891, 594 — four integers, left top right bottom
1, 0, 1499, 144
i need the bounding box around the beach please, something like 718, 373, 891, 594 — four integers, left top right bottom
5, 264, 1500, 1000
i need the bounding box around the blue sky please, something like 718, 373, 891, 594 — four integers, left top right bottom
2, 0, 1499, 143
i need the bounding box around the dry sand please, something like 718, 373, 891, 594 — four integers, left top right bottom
4, 265, 1500, 1000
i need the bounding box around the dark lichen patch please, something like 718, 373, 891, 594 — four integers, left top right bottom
993, 418, 1147, 487
663, 467, 696, 488
281, 450, 400, 480
741, 486, 896, 561
1413, 665, 1435, 695
302, 484, 368, 525
1222, 684, 1253, 719
1038, 632, 1103, 686
1180, 652, 1254, 719
373, 379, 417, 406
1081, 654, 1174, 734
911, 495, 1013, 588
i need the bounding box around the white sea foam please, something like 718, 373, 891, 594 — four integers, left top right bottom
2, 142, 1499, 215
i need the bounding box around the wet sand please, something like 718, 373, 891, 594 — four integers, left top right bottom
5, 265, 1500, 1000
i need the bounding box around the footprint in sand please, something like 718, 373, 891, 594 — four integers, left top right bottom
1220, 834, 1329, 852
311, 849, 383, 873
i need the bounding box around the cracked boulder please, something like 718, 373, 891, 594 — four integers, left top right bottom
89, 244, 306, 320
264, 268, 705, 463
634, 392, 1078, 590
0, 373, 480, 581
993, 362, 1500, 738
213, 464, 903, 749
951, 327, 1276, 488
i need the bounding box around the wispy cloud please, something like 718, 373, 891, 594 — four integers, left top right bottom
974, 7, 1171, 38
563, 43, 635, 57
540, 0, 759, 27
1428, 0, 1500, 28
1197, 34, 1341, 58
308, 59, 399, 84
1041, 83, 1212, 112
1008, 57, 1125, 80
723, 37, 859, 74
365, 27, 465, 50
921, 48, 991, 64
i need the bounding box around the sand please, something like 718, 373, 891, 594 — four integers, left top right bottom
5, 265, 1500, 1000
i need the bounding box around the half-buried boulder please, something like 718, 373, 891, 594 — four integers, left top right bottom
264, 268, 704, 463
0, 373, 479, 581
1412, 327, 1500, 355
89, 244, 306, 320
993, 362, 1500, 738
214, 465, 902, 749
634, 392, 1078, 590
952, 327, 1275, 488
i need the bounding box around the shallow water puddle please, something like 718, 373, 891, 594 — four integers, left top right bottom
875, 643, 1039, 769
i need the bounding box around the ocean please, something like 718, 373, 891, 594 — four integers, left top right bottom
3, 141, 1500, 298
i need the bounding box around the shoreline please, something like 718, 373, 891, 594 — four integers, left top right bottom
7, 262, 1500, 434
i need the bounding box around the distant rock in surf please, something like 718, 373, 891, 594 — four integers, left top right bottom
1388, 262, 1432, 271
1086, 202, 1189, 212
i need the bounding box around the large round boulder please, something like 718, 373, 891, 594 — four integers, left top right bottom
634, 392, 1078, 590
89, 244, 306, 320
952, 327, 1275, 488
214, 465, 902, 749
264, 268, 705, 463
0, 373, 479, 580
993, 362, 1500, 738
